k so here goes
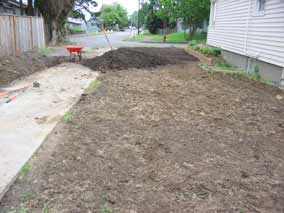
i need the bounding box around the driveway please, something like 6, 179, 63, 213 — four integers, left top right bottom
70, 31, 186, 49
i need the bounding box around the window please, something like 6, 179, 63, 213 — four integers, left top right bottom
256, 0, 265, 15
211, 1, 217, 26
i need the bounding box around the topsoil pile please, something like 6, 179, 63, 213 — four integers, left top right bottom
82, 47, 197, 72
0, 51, 65, 87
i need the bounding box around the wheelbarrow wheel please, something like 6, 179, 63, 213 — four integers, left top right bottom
70, 53, 76, 62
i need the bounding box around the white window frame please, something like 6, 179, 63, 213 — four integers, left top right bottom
255, 0, 265, 16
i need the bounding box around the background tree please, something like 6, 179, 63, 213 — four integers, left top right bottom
176, 0, 210, 40
146, 14, 162, 34
35, 0, 97, 44
100, 3, 128, 29
72, 0, 98, 22
156, 0, 210, 40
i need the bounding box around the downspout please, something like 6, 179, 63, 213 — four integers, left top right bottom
281, 68, 284, 86
244, 0, 251, 55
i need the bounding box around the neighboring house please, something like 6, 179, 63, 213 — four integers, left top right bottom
66, 17, 86, 32
0, 0, 28, 15
177, 18, 208, 34
207, 0, 284, 85
86, 16, 101, 32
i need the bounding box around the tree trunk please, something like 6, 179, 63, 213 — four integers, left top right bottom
183, 22, 186, 40
163, 19, 167, 43
188, 16, 195, 41
27, 0, 34, 16
36, 0, 76, 44
51, 20, 57, 45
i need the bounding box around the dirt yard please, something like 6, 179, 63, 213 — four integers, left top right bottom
1, 48, 284, 212
0, 51, 65, 87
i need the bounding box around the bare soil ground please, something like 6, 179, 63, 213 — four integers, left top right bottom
0, 51, 65, 87
82, 47, 197, 71
1, 55, 284, 212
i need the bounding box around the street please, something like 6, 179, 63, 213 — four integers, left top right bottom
70, 31, 186, 49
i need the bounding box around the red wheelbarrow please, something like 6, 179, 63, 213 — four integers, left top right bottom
65, 45, 84, 62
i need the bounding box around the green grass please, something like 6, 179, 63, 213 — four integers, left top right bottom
63, 112, 74, 122
69, 28, 85, 34
21, 191, 35, 202
38, 47, 54, 54
100, 207, 113, 213
86, 80, 102, 93
151, 32, 207, 43
42, 201, 51, 213
213, 60, 233, 68
19, 163, 32, 180
19, 207, 29, 213
127, 32, 207, 43
199, 62, 274, 86
126, 34, 145, 41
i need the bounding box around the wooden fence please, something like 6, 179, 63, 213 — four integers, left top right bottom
0, 15, 46, 57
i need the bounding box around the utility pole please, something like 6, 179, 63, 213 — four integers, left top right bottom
137, 0, 140, 35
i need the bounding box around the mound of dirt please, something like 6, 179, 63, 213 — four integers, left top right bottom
82, 47, 197, 72
0, 51, 65, 87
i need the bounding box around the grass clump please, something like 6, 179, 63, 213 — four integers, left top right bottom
151, 32, 207, 43
86, 80, 102, 93
63, 112, 74, 122
100, 207, 113, 213
196, 46, 222, 57
127, 34, 145, 41
21, 191, 34, 202
8, 206, 31, 213
38, 47, 54, 54
213, 60, 233, 68
188, 40, 198, 47
188, 40, 221, 57
68, 28, 85, 34
19, 163, 32, 180
42, 202, 51, 213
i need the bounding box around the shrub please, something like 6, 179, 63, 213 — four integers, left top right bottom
146, 14, 163, 34
69, 28, 85, 34
188, 40, 198, 47
192, 45, 222, 57
213, 60, 233, 68
209, 48, 222, 56
193, 45, 200, 51
199, 47, 210, 55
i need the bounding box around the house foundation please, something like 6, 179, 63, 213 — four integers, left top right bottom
222, 50, 283, 85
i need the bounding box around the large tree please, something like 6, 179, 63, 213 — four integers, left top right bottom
35, 0, 97, 44
157, 0, 210, 40
27, 0, 34, 16
100, 3, 128, 29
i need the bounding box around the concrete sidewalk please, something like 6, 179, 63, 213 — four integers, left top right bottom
0, 63, 98, 200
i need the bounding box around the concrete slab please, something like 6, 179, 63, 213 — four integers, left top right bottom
0, 63, 98, 200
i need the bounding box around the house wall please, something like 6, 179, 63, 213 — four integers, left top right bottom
207, 0, 284, 83
177, 19, 208, 33
0, 6, 27, 16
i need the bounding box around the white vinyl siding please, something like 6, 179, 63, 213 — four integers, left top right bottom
207, 0, 284, 68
